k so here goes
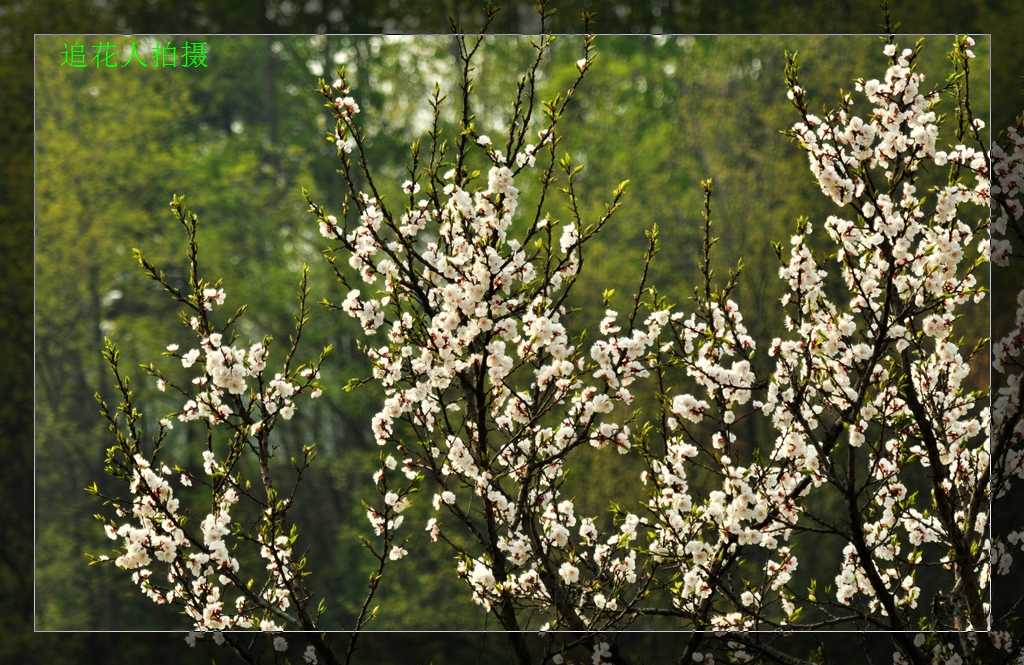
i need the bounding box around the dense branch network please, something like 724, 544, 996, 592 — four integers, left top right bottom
88, 24, 1024, 665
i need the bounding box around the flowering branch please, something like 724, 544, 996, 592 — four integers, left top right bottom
310, 29, 993, 665
91, 196, 393, 665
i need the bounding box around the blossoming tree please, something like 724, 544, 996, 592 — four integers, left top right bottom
91, 17, 1015, 665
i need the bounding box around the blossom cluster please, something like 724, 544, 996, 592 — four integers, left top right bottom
97, 203, 329, 635
783, 39, 990, 621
